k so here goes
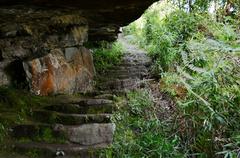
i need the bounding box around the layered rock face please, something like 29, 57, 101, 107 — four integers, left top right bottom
23, 47, 94, 95
0, 0, 157, 41
0, 11, 94, 95
0, 0, 157, 95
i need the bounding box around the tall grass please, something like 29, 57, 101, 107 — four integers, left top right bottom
123, 1, 240, 157
101, 90, 184, 158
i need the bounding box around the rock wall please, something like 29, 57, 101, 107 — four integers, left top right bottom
0, 0, 157, 95
0, 12, 95, 95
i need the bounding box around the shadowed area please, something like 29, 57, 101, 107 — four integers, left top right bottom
0, 0, 157, 41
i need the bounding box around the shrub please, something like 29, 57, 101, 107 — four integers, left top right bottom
160, 21, 240, 158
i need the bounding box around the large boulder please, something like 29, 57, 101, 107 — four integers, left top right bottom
23, 47, 95, 96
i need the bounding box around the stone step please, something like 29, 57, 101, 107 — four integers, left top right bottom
104, 72, 148, 78
97, 74, 141, 82
117, 62, 150, 67
99, 78, 140, 91
101, 71, 149, 80
12, 123, 115, 146
11, 124, 65, 141
77, 92, 115, 100
93, 94, 115, 100
32, 110, 112, 125
43, 101, 114, 115
110, 65, 148, 71
72, 98, 113, 106
49, 98, 114, 107
105, 68, 148, 74
113, 74, 140, 80
14, 141, 108, 157
118, 63, 143, 67
102, 71, 148, 79
77, 92, 114, 100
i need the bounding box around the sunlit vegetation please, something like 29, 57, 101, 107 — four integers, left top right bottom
92, 41, 124, 73
101, 90, 185, 158
111, 0, 240, 157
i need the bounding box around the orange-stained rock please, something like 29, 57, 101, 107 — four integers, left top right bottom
23, 47, 95, 96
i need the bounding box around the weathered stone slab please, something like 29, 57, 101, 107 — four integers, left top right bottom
44, 102, 114, 114
12, 123, 115, 146
15, 142, 107, 157
23, 47, 95, 95
32, 110, 112, 125
62, 123, 115, 145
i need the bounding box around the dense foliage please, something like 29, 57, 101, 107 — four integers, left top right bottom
101, 90, 184, 158
123, 0, 240, 157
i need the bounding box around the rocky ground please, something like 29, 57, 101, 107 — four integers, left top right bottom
0, 35, 174, 158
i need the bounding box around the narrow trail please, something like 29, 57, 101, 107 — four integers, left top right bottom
97, 34, 175, 119
115, 35, 175, 118
118, 35, 150, 60
96, 35, 152, 93
97, 34, 174, 117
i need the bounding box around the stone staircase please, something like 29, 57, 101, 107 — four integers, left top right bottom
9, 96, 115, 158
97, 64, 148, 92
96, 39, 151, 93
7, 36, 151, 158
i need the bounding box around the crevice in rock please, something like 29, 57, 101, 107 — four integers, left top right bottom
0, 50, 3, 61
4, 60, 28, 89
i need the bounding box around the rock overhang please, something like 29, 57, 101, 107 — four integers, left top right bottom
0, 0, 158, 41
